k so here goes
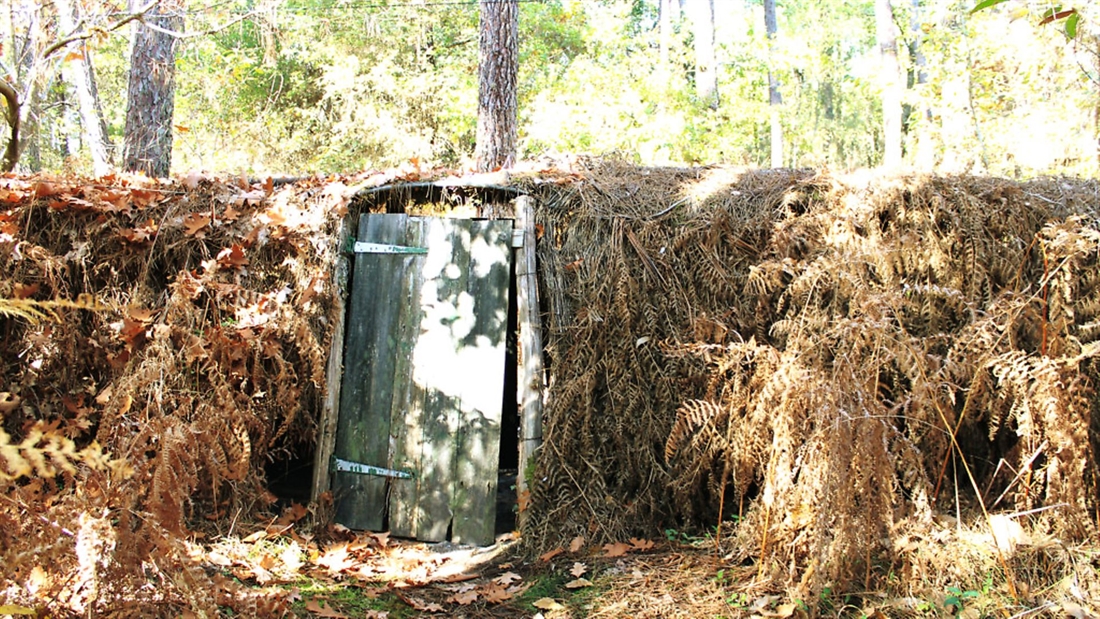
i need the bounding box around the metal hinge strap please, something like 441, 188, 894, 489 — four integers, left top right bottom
353, 241, 427, 255
333, 457, 414, 479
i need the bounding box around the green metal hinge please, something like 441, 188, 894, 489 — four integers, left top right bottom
351, 241, 428, 255
332, 456, 414, 479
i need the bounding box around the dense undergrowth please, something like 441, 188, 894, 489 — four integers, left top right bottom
2, 161, 1100, 615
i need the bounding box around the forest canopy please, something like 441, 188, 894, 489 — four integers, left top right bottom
1, 0, 1097, 178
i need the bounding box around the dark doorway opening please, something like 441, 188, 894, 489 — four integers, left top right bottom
496, 250, 521, 534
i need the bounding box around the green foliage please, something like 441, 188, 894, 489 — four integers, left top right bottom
3, 0, 1099, 175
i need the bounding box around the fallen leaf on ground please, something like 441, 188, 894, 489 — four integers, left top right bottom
539, 547, 564, 562
395, 593, 443, 613
305, 599, 348, 618
774, 602, 797, 618
243, 530, 268, 543
216, 244, 249, 269
182, 171, 205, 190
437, 571, 480, 584
569, 535, 585, 553
565, 578, 593, 589
570, 562, 587, 577
448, 590, 478, 605
313, 543, 355, 573
533, 598, 565, 611
182, 213, 211, 237
603, 542, 631, 557
366, 531, 390, 547
481, 583, 513, 604
495, 571, 522, 585
629, 537, 655, 551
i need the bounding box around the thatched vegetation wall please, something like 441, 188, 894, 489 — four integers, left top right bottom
524, 162, 1100, 595
0, 174, 352, 611
3, 163, 1100, 610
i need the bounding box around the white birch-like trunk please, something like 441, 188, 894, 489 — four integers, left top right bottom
876, 0, 903, 168
53, 0, 113, 176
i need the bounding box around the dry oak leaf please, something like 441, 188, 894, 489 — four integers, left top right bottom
182, 213, 212, 237
570, 562, 587, 577
400, 595, 443, 613
313, 543, 355, 573
304, 598, 348, 618
216, 244, 249, 269
494, 571, 522, 586
532, 598, 565, 611
629, 537, 655, 551
565, 578, 593, 590
448, 590, 478, 605
222, 204, 242, 222
603, 542, 631, 558
235, 189, 266, 206
481, 583, 513, 604
539, 547, 564, 562
569, 535, 585, 553
181, 171, 206, 190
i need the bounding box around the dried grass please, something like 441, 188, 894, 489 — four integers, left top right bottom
524, 161, 1100, 602
4, 161, 1100, 613
0, 173, 352, 615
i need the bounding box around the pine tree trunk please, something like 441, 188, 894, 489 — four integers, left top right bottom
123, 0, 182, 178
54, 0, 114, 176
688, 0, 718, 110
876, 0, 902, 168
764, 0, 782, 167
475, 0, 518, 172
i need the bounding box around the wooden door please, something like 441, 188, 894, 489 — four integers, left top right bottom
333, 214, 512, 546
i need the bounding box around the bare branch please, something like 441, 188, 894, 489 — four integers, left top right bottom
0, 78, 21, 172
137, 9, 259, 40
42, 0, 159, 59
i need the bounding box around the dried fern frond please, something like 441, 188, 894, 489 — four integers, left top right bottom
0, 294, 112, 324
0, 424, 121, 480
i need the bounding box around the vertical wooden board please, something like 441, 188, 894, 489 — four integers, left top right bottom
451, 219, 513, 545
387, 217, 429, 539
419, 218, 471, 541
389, 218, 471, 541
514, 197, 544, 530
333, 213, 409, 530
312, 217, 351, 502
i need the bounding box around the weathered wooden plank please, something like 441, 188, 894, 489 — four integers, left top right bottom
451, 219, 512, 545
333, 213, 409, 530
387, 217, 430, 538
415, 218, 471, 542
311, 216, 351, 503
514, 197, 545, 530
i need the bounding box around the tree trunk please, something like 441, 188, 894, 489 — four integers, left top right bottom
0, 79, 20, 172
876, 0, 902, 168
659, 0, 676, 68
475, 0, 518, 172
688, 0, 718, 109
54, 0, 114, 176
764, 0, 782, 167
908, 0, 934, 170
13, 0, 43, 171
123, 0, 182, 178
